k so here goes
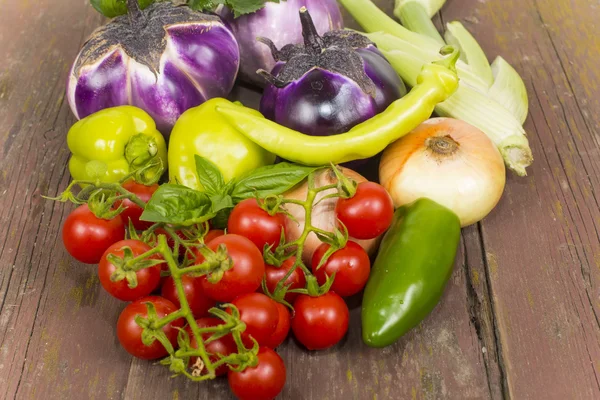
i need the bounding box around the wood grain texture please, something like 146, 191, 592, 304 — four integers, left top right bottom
0, 0, 598, 399
439, 0, 600, 398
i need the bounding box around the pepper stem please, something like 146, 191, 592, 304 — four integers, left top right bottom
299, 7, 324, 55
127, 0, 146, 29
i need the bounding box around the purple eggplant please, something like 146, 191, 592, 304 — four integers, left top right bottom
217, 0, 343, 87
258, 8, 407, 137
67, 0, 240, 133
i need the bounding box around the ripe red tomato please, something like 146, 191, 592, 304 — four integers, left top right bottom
204, 229, 225, 244
186, 317, 237, 377
114, 181, 159, 230
98, 240, 162, 301
265, 302, 291, 349
228, 199, 287, 252
161, 275, 215, 318
195, 235, 264, 302
117, 296, 184, 360
335, 182, 394, 240
292, 292, 349, 350
228, 347, 286, 400
62, 204, 125, 264
263, 257, 306, 303
231, 293, 279, 347
311, 241, 371, 297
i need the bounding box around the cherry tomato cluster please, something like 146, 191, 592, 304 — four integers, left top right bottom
58, 175, 394, 400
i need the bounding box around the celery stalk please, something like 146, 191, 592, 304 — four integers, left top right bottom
382, 48, 533, 176
338, 0, 441, 52
394, 1, 445, 45
489, 56, 529, 124
395, 0, 447, 18
444, 21, 494, 87
366, 32, 490, 93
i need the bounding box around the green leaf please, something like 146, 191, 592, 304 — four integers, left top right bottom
225, 0, 280, 17
90, 0, 155, 18
231, 163, 319, 202
194, 155, 226, 197
210, 194, 234, 214
140, 184, 214, 226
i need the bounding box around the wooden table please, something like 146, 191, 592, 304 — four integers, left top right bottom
1, 0, 599, 399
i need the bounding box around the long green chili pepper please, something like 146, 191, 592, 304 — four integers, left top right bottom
215, 47, 459, 166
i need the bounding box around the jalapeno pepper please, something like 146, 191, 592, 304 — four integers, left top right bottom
215, 47, 460, 166
361, 198, 461, 348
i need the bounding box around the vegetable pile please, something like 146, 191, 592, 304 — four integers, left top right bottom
49, 0, 533, 398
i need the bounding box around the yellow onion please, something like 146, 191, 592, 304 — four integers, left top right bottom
283, 167, 380, 265
379, 118, 506, 227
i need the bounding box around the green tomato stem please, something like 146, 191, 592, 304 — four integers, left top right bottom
157, 235, 216, 378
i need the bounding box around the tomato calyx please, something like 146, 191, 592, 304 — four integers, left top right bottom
187, 243, 233, 283
332, 163, 358, 199
313, 224, 349, 270
293, 274, 336, 297
134, 301, 182, 354
106, 245, 164, 288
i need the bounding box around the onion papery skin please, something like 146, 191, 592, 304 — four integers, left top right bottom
67, 3, 240, 134
217, 0, 343, 87
379, 118, 506, 227
283, 167, 379, 265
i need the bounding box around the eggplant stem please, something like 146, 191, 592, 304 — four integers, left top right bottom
127, 0, 147, 29
299, 7, 324, 55
257, 37, 281, 61
257, 70, 287, 88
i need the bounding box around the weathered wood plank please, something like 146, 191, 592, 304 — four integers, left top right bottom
1, 0, 599, 399
440, 0, 600, 398
0, 2, 132, 399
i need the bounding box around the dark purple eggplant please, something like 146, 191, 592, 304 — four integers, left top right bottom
258, 7, 407, 137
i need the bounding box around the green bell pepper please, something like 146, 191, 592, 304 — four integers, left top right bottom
67, 106, 167, 184
362, 198, 461, 348
168, 98, 276, 191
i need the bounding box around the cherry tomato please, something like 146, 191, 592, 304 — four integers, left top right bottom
263, 257, 306, 303
204, 229, 225, 244
62, 204, 125, 264
311, 241, 371, 297
195, 235, 265, 302
228, 347, 286, 400
228, 199, 287, 252
186, 317, 237, 376
231, 293, 279, 347
292, 292, 349, 350
266, 302, 291, 349
161, 275, 215, 318
114, 181, 159, 230
117, 296, 184, 360
98, 240, 162, 301
335, 182, 394, 240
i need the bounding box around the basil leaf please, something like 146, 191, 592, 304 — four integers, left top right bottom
141, 184, 214, 226
210, 194, 234, 214
195, 155, 226, 196
231, 163, 319, 202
